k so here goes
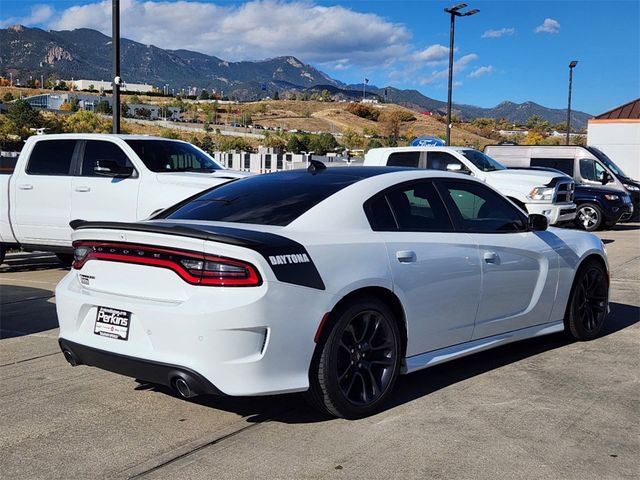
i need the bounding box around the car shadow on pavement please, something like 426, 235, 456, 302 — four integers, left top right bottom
142, 302, 639, 424
1, 252, 69, 273
0, 285, 59, 339
610, 222, 640, 231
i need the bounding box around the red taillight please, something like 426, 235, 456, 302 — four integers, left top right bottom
72, 241, 262, 287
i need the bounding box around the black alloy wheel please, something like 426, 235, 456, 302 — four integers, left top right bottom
566, 261, 609, 341
307, 297, 402, 419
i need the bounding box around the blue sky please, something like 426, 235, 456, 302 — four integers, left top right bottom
1, 0, 638, 114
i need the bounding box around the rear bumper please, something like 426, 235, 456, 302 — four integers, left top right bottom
59, 338, 224, 396
55, 270, 330, 396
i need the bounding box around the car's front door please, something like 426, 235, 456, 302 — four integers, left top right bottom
365, 180, 482, 356
436, 179, 559, 339
70, 140, 140, 223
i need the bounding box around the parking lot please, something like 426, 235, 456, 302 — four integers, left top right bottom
1, 225, 638, 480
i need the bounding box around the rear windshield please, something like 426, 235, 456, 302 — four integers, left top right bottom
160, 171, 363, 226
125, 140, 222, 172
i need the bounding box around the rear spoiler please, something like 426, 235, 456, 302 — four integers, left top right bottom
69, 220, 325, 290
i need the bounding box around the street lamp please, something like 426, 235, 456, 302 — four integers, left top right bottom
112, 0, 121, 134
444, 3, 479, 146
566, 60, 578, 145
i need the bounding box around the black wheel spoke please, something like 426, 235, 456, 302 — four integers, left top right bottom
336, 308, 398, 407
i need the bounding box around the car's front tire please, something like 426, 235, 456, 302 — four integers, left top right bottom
307, 297, 402, 419
566, 260, 609, 341
575, 203, 603, 231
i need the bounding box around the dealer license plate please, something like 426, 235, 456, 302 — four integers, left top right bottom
94, 306, 131, 341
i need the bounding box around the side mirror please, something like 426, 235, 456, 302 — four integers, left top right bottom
601, 172, 612, 185
94, 159, 133, 178
446, 163, 472, 175
528, 214, 548, 231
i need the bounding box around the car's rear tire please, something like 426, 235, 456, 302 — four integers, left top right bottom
307, 297, 402, 419
575, 203, 603, 231
565, 260, 609, 341
56, 253, 74, 267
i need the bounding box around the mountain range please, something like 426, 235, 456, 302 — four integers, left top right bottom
0, 25, 592, 128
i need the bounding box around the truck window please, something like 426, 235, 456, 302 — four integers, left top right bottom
426, 152, 463, 171
580, 158, 607, 182
387, 152, 420, 168
82, 141, 133, 176
26, 140, 76, 175
0, 156, 18, 175
531, 158, 574, 176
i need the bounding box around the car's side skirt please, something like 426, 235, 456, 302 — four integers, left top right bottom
403, 321, 564, 374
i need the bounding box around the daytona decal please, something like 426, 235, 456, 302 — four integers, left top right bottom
268, 253, 311, 266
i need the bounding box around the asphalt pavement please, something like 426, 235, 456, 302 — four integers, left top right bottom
1, 226, 638, 480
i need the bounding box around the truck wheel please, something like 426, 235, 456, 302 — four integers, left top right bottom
0, 245, 5, 265
307, 297, 402, 419
574, 203, 603, 231
56, 253, 74, 267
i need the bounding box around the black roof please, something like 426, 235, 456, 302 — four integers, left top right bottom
274, 166, 409, 181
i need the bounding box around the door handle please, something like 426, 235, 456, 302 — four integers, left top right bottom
396, 250, 416, 263
483, 251, 499, 264
75, 186, 91, 192
18, 184, 33, 190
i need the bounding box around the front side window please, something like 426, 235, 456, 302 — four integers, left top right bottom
82, 141, 132, 176
438, 180, 526, 233
26, 140, 76, 175
579, 158, 607, 182
125, 140, 222, 172
426, 151, 464, 171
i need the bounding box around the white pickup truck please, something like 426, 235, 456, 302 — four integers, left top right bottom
0, 133, 248, 264
364, 146, 576, 225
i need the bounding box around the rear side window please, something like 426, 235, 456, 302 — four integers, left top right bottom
26, 140, 76, 175
531, 158, 574, 176
162, 172, 361, 226
82, 141, 132, 176
365, 180, 453, 232
387, 152, 420, 168
0, 156, 18, 175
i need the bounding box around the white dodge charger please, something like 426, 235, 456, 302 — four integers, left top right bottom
56, 164, 609, 418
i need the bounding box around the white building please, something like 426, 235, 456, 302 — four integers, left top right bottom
588, 98, 640, 180
72, 79, 155, 94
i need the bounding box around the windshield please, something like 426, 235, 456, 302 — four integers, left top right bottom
460, 149, 506, 172
125, 140, 223, 173
586, 147, 630, 179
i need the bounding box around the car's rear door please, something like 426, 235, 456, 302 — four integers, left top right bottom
70, 139, 140, 223
12, 139, 77, 245
365, 179, 481, 356
435, 179, 559, 338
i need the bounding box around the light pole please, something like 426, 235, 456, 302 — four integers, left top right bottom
112, 0, 121, 134
566, 60, 578, 145
444, 3, 479, 146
